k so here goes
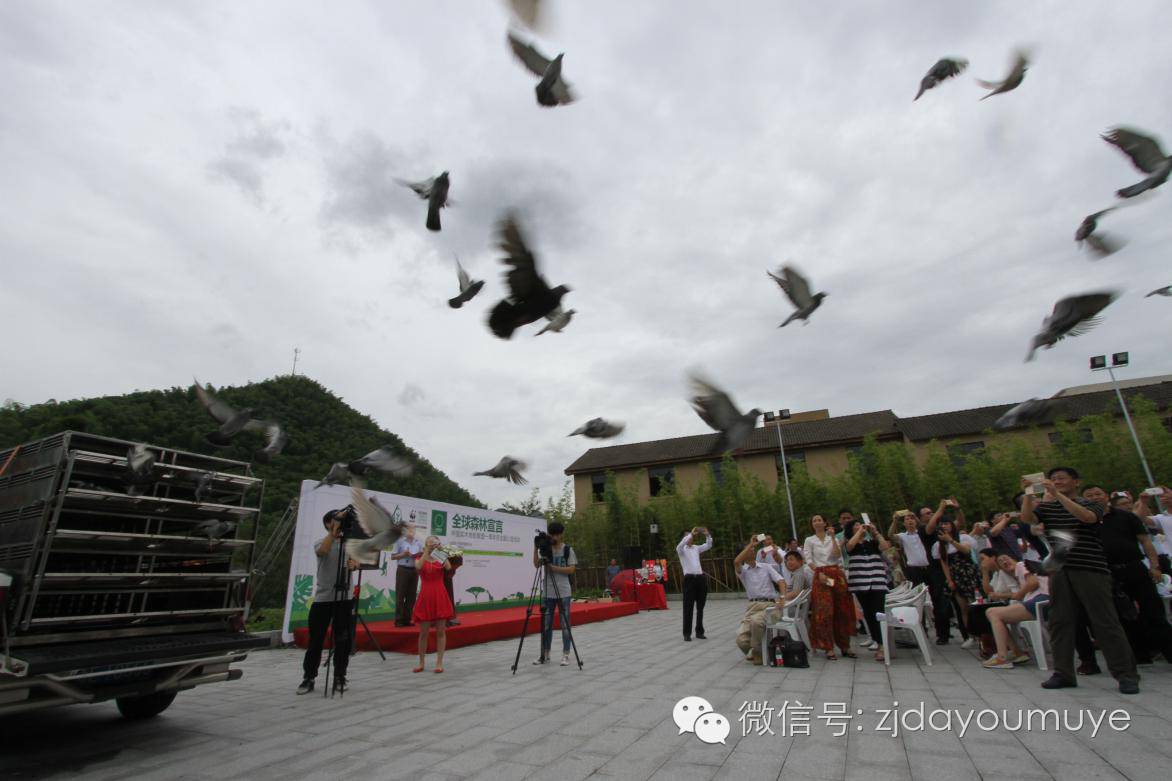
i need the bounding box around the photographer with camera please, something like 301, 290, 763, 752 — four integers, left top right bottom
532, 521, 577, 666
297, 508, 360, 695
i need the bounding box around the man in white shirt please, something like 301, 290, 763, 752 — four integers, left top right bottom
1137, 488, 1172, 574
733, 537, 785, 664
676, 526, 713, 641
390, 525, 424, 626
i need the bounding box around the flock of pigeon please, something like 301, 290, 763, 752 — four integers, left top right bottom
116, 4, 1171, 523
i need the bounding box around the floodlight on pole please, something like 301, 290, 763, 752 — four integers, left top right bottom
1089, 353, 1155, 487
764, 409, 798, 541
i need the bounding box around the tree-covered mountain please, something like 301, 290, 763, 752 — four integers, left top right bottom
0, 374, 483, 607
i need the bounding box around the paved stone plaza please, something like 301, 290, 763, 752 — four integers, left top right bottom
2, 600, 1170, 780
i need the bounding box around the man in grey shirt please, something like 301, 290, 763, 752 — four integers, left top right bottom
298, 508, 358, 696
533, 521, 578, 666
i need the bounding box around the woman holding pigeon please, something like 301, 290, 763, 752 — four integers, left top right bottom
412, 535, 454, 673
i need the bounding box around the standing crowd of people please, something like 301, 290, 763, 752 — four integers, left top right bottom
676, 469, 1172, 696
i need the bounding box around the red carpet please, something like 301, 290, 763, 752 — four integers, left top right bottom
292, 600, 642, 654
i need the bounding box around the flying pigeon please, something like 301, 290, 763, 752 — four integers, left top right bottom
992, 398, 1052, 431
347, 484, 406, 564
193, 471, 215, 504
194, 380, 254, 446
474, 456, 528, 485
688, 373, 762, 454
1102, 127, 1172, 198
506, 0, 545, 31
536, 307, 575, 335
768, 265, 827, 327
1025, 291, 1119, 361
1145, 285, 1172, 298
396, 171, 450, 231
449, 256, 484, 309
507, 31, 575, 107
914, 57, 968, 101
124, 443, 157, 497
316, 447, 414, 489
487, 212, 571, 339
192, 379, 288, 462
1074, 208, 1123, 258
1042, 529, 1077, 574
569, 418, 625, 439
251, 420, 288, 463
977, 50, 1029, 100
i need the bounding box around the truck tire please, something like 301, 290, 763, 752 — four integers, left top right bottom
115, 691, 178, 720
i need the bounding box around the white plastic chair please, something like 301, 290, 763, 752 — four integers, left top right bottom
885, 583, 913, 603
761, 588, 811, 662
1015, 601, 1050, 671
878, 588, 932, 666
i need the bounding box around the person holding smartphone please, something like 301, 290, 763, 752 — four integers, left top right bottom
412, 535, 454, 673
842, 511, 890, 660
677, 526, 713, 641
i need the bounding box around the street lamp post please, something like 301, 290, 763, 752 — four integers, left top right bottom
1090, 352, 1156, 487
764, 409, 798, 542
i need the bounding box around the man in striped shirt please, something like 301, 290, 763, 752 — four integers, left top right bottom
1021, 466, 1139, 694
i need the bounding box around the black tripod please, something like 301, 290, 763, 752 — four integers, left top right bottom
510, 557, 583, 673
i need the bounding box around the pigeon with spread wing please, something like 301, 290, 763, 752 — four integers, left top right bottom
768, 265, 827, 327
1025, 291, 1119, 361
487, 212, 571, 339
1102, 127, 1172, 198
689, 373, 762, 454
449, 255, 484, 309
396, 171, 450, 231
474, 456, 528, 485
507, 31, 575, 107
977, 49, 1029, 100
914, 57, 968, 101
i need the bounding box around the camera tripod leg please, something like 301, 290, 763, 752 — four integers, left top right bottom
510, 564, 545, 674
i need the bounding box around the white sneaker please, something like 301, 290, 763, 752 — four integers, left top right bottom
533, 655, 547, 665
961, 638, 975, 650
560, 654, 570, 666
865, 641, 879, 651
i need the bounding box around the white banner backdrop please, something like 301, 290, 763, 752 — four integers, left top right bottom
282, 480, 543, 642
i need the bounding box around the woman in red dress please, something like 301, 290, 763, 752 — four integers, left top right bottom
412, 535, 454, 673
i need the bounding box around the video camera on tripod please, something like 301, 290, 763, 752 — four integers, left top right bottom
332, 504, 361, 537
534, 529, 554, 562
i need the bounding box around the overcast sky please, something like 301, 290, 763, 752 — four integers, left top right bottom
2, 1, 1171, 510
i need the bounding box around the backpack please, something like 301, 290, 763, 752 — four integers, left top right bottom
767, 635, 809, 668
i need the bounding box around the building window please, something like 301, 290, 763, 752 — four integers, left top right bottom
590, 473, 605, 503
948, 441, 985, 467
709, 460, 724, 486
649, 466, 674, 497
1049, 429, 1093, 445
776, 451, 805, 478
845, 444, 864, 459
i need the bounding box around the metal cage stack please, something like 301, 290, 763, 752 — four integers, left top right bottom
0, 431, 262, 645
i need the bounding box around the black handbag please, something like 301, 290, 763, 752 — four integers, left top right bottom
782, 639, 809, 668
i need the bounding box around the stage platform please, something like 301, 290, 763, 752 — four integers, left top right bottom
292, 600, 642, 654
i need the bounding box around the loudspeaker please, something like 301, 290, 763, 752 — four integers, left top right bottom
621, 546, 643, 570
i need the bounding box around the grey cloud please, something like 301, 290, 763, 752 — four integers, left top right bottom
206, 108, 290, 204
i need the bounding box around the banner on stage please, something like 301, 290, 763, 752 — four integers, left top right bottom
281, 480, 544, 642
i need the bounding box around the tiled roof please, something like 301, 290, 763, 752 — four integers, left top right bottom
564, 410, 901, 474
564, 382, 1172, 475
898, 382, 1172, 441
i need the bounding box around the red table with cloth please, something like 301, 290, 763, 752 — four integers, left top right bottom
609, 569, 668, 610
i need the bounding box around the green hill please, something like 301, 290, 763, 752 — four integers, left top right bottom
0, 374, 483, 607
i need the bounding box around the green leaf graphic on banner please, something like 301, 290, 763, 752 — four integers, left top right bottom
291, 575, 313, 613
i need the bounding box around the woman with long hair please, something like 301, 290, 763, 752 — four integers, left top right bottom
935, 518, 979, 649
412, 535, 454, 673
803, 514, 856, 659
